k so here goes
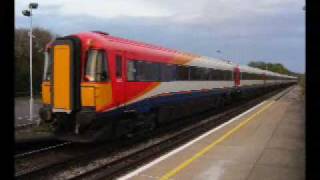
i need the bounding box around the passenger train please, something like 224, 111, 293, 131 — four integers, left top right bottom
39, 31, 297, 142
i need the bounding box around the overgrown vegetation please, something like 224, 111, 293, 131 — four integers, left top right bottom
298, 74, 305, 96
248, 61, 300, 76
248, 61, 305, 96
32, 123, 54, 133
15, 27, 56, 96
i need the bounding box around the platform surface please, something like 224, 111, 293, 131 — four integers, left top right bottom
15, 97, 41, 126
121, 86, 305, 180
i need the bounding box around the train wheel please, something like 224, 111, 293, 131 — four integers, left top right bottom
138, 112, 157, 132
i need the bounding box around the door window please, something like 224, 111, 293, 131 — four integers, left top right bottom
116, 55, 122, 78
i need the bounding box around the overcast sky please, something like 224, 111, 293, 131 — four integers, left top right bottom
15, 0, 305, 73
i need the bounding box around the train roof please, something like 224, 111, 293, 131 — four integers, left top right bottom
72, 31, 297, 79
239, 65, 265, 74
187, 56, 236, 71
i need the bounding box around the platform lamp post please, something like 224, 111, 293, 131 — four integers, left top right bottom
22, 2, 38, 122
216, 50, 222, 60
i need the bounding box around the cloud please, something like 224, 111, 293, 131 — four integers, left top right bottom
15, 0, 303, 22
14, 0, 305, 73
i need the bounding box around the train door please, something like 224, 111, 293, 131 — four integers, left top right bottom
114, 52, 125, 106
233, 67, 240, 87
51, 38, 81, 113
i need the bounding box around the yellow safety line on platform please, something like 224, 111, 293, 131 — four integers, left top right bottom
160, 100, 275, 180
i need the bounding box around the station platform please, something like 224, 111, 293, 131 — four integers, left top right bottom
15, 97, 41, 127
120, 85, 305, 180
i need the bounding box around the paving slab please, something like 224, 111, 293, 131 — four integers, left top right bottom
122, 86, 305, 180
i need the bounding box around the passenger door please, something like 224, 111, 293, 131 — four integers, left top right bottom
51, 38, 81, 113
233, 67, 240, 87
114, 52, 125, 106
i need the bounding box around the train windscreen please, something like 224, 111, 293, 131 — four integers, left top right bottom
43, 50, 52, 81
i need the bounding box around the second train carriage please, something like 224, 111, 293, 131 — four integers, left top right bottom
39, 31, 297, 142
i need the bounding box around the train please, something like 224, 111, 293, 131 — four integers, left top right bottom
39, 31, 297, 142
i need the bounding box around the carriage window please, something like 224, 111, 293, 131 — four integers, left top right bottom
242, 72, 246, 79
202, 68, 210, 80
242, 72, 250, 80
190, 66, 202, 80
223, 70, 232, 80
43, 50, 52, 81
160, 64, 176, 81
116, 55, 122, 78
242, 72, 247, 80
209, 69, 224, 80
242, 72, 262, 80
127, 61, 136, 81
208, 69, 215, 80
176, 65, 189, 80
138, 61, 160, 81
127, 60, 160, 81
85, 50, 109, 82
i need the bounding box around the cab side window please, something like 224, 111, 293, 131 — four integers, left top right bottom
43, 49, 52, 81
85, 50, 109, 82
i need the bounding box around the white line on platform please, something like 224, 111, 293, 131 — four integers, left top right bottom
15, 118, 41, 129
117, 99, 276, 179
15, 115, 39, 121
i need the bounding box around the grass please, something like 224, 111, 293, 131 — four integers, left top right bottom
31, 123, 54, 133
298, 75, 305, 97
15, 124, 54, 140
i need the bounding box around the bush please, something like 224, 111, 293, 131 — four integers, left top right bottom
15, 27, 55, 96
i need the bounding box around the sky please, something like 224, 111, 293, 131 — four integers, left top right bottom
15, 0, 305, 73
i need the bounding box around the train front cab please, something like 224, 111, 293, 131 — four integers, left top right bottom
40, 37, 81, 133
39, 36, 116, 142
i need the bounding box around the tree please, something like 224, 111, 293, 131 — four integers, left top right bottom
248, 61, 299, 76
15, 27, 55, 96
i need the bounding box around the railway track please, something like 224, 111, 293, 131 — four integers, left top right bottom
15, 86, 293, 180
15, 122, 36, 130
15, 141, 72, 159
67, 86, 292, 180
15, 133, 67, 156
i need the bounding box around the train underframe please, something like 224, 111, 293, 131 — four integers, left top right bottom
39, 82, 295, 143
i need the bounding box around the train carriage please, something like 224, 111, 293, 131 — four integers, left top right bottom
39, 31, 297, 142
